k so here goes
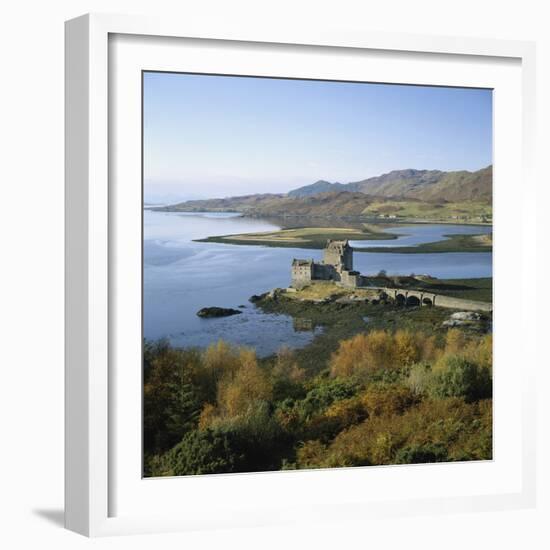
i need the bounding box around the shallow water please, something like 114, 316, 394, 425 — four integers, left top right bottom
143, 211, 492, 356
349, 223, 492, 248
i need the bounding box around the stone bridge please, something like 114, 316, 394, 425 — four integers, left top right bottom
373, 287, 492, 312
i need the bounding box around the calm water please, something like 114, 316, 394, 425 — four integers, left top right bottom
143, 211, 492, 356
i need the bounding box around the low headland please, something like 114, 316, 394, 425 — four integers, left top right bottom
196, 225, 492, 254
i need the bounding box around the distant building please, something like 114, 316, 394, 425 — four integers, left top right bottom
291, 240, 366, 289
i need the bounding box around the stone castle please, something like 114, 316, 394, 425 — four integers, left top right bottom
289, 240, 493, 313
291, 240, 368, 289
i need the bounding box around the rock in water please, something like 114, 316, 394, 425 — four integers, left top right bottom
196, 307, 242, 318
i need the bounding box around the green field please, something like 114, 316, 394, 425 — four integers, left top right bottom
362, 199, 492, 224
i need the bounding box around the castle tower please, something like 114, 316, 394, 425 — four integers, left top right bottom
323, 240, 353, 272
291, 258, 314, 287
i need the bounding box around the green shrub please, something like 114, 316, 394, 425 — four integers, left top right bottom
153, 429, 244, 476
432, 356, 492, 402
395, 443, 448, 464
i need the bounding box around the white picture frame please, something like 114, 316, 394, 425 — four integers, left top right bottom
65, 13, 537, 537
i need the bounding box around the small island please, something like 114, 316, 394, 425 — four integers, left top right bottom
196, 306, 242, 318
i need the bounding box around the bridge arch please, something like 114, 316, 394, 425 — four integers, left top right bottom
405, 295, 421, 307
395, 292, 406, 305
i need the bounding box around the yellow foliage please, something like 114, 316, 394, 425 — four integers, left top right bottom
295, 398, 493, 469
435, 331, 492, 374
394, 330, 421, 366
197, 340, 242, 399
329, 330, 395, 378
217, 350, 273, 418
444, 329, 468, 356
466, 334, 493, 371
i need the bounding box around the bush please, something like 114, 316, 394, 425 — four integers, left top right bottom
274, 378, 360, 441
330, 331, 395, 377
294, 398, 492, 469
395, 443, 448, 464
432, 356, 492, 402
361, 384, 418, 417
329, 330, 441, 379
153, 429, 244, 476
293, 378, 358, 421
406, 362, 434, 396
394, 330, 421, 366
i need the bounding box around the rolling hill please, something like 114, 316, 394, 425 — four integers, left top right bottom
155, 166, 492, 222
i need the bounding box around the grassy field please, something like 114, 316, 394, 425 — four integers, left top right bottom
362, 199, 492, 224
195, 225, 398, 249
414, 277, 493, 302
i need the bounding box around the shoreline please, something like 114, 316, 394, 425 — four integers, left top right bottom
150, 206, 492, 227
194, 231, 492, 254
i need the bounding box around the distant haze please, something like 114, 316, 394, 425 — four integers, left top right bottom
144, 72, 492, 203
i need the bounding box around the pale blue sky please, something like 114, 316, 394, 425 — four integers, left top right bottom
143, 72, 492, 203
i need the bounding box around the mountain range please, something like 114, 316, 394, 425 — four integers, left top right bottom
288, 166, 492, 202
157, 166, 492, 219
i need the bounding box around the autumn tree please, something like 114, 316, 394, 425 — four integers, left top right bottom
330, 330, 395, 378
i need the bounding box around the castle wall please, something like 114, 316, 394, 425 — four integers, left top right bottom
313, 263, 337, 280
291, 263, 313, 287
339, 270, 361, 288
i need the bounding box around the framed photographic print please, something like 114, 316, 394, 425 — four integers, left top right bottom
65, 13, 537, 536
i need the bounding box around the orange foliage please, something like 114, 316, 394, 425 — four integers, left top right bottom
329, 330, 395, 378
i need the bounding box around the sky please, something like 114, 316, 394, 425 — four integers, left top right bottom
143, 71, 492, 203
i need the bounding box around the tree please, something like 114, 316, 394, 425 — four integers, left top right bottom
394, 330, 421, 366
143, 347, 201, 455
330, 330, 395, 378
217, 349, 272, 418
152, 429, 244, 476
